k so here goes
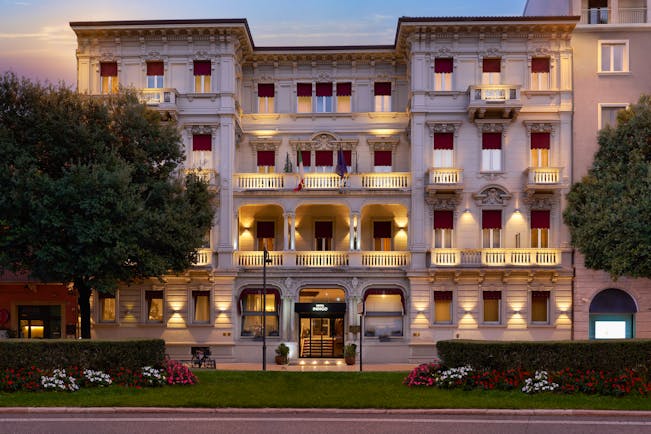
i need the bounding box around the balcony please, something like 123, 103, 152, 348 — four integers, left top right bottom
467, 85, 522, 121
139, 88, 178, 110
185, 169, 219, 188
525, 167, 563, 192
193, 248, 213, 266
430, 248, 561, 267
580, 7, 647, 24
233, 172, 410, 192
234, 250, 410, 268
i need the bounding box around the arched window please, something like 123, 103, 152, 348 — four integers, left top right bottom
589, 288, 637, 339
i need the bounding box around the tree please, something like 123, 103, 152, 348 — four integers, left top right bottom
0, 73, 216, 338
564, 95, 651, 279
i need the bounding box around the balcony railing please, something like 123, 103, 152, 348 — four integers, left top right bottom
193, 248, 212, 266
233, 172, 410, 191
431, 248, 561, 267
581, 7, 647, 24
618, 7, 647, 23
470, 85, 520, 102
527, 167, 561, 185
429, 168, 463, 185
235, 173, 285, 190
303, 173, 345, 190
361, 172, 410, 189
185, 168, 218, 185
468, 85, 522, 120
139, 88, 178, 106
234, 250, 411, 268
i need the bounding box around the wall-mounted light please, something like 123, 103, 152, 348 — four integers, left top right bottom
514, 208, 521, 214
512, 310, 521, 315
417, 310, 425, 315
464, 309, 472, 315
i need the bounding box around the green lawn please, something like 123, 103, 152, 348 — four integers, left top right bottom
1, 371, 650, 410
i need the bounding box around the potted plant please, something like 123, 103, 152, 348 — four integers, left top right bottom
274, 343, 290, 365
344, 343, 357, 365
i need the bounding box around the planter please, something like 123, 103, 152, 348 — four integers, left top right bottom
344, 356, 355, 365
275, 355, 288, 365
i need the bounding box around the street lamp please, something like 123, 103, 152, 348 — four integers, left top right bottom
262, 247, 272, 371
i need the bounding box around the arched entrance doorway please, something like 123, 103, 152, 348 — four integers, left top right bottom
589, 288, 637, 339
295, 288, 346, 358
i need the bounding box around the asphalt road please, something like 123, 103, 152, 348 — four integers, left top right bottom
1, 410, 651, 434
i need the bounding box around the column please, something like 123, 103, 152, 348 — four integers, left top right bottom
354, 212, 361, 250
283, 213, 290, 251
349, 212, 357, 250
290, 212, 296, 250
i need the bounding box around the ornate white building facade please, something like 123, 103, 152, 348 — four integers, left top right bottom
70, 15, 577, 363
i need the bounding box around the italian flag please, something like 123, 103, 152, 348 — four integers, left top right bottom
294, 150, 305, 191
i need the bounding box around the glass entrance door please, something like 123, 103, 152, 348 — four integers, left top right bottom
299, 316, 344, 358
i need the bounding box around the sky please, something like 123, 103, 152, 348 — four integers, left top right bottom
0, 0, 527, 86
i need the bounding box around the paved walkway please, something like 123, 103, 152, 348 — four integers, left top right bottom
214, 361, 416, 372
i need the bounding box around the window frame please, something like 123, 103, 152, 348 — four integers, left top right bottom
97, 291, 117, 323
481, 291, 502, 325
598, 103, 628, 129
240, 291, 279, 338
191, 290, 211, 325
144, 290, 164, 324
432, 290, 454, 325
363, 292, 404, 338
598, 40, 629, 73
530, 291, 551, 325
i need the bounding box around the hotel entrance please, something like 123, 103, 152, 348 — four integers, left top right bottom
295, 288, 346, 358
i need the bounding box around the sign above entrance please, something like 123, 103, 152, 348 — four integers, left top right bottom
294, 302, 346, 314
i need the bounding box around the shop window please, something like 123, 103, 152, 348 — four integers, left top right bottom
18, 305, 61, 339
98, 291, 116, 322
364, 290, 404, 338
482, 291, 502, 324
433, 291, 453, 324
145, 290, 164, 323
192, 290, 210, 324
531, 291, 550, 324
239, 289, 279, 338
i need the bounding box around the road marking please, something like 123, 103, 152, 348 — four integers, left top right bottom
1, 417, 651, 426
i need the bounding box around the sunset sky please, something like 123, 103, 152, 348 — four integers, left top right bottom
0, 0, 527, 86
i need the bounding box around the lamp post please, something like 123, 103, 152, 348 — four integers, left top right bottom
262, 247, 272, 371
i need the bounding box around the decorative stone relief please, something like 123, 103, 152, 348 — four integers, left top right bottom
367, 136, 400, 152
425, 194, 461, 210
194, 50, 210, 60
426, 121, 461, 137
249, 138, 281, 151
523, 121, 558, 135
473, 186, 512, 207
522, 192, 556, 210
190, 125, 217, 135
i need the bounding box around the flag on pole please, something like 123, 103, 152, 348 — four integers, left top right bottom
283, 152, 293, 173
294, 150, 305, 191
336, 147, 348, 178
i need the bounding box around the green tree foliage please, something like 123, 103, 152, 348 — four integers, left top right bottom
564, 95, 651, 279
0, 73, 215, 338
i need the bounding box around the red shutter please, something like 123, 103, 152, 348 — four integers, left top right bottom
193, 60, 211, 76
297, 83, 312, 96
374, 82, 391, 95
100, 62, 117, 77
316, 83, 333, 97
531, 57, 550, 73
374, 150, 392, 166
434, 133, 454, 150
531, 210, 550, 229
373, 221, 392, 238
315, 150, 333, 166
298, 150, 311, 167
315, 221, 333, 238
256, 150, 275, 166
336, 82, 352, 96
434, 211, 454, 230
434, 58, 453, 73
531, 132, 550, 149
363, 288, 405, 312
256, 221, 275, 238
434, 291, 453, 301
258, 83, 274, 97
483, 291, 502, 300
342, 150, 352, 166
482, 133, 502, 150
192, 134, 212, 151
146, 61, 164, 76
483, 58, 501, 73
482, 210, 502, 229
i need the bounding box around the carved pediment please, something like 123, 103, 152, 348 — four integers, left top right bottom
473, 186, 512, 207
425, 192, 461, 210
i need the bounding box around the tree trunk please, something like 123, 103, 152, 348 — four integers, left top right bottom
76, 279, 92, 339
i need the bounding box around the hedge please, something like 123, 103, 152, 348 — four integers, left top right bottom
0, 339, 165, 370
436, 339, 651, 372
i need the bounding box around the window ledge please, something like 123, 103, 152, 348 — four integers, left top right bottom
479, 323, 507, 328
597, 71, 632, 76
528, 323, 554, 328
430, 323, 455, 328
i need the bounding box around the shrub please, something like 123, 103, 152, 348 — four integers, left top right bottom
40, 369, 79, 392
165, 360, 197, 385
142, 366, 166, 386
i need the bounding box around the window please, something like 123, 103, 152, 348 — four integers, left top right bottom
434, 210, 454, 248
146, 61, 164, 88
336, 82, 352, 112
258, 83, 275, 113
587, 0, 609, 24
363, 289, 404, 337
373, 221, 392, 251
100, 62, 118, 94
531, 291, 550, 324
374, 82, 391, 112
482, 210, 502, 248
374, 150, 392, 173
600, 104, 627, 128
192, 290, 210, 324
481, 132, 502, 172
433, 291, 453, 324
314, 221, 333, 251
239, 289, 279, 337
98, 291, 116, 322
433, 133, 454, 167
531, 210, 550, 248
530, 58, 550, 90
191, 134, 212, 169
530, 132, 550, 167
297, 150, 311, 172
434, 58, 453, 91
315, 83, 333, 113
256, 150, 275, 173
482, 58, 501, 85
256, 221, 275, 251
314, 150, 333, 172
193, 60, 211, 93
297, 83, 312, 113
145, 290, 164, 323
340, 149, 352, 173
599, 41, 628, 73
483, 291, 502, 324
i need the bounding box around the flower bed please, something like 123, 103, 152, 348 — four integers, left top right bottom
0, 359, 197, 393
403, 361, 651, 396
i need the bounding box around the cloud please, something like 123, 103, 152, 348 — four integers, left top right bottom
0, 24, 75, 44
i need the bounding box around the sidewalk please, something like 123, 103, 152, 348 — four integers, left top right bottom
214, 361, 416, 372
